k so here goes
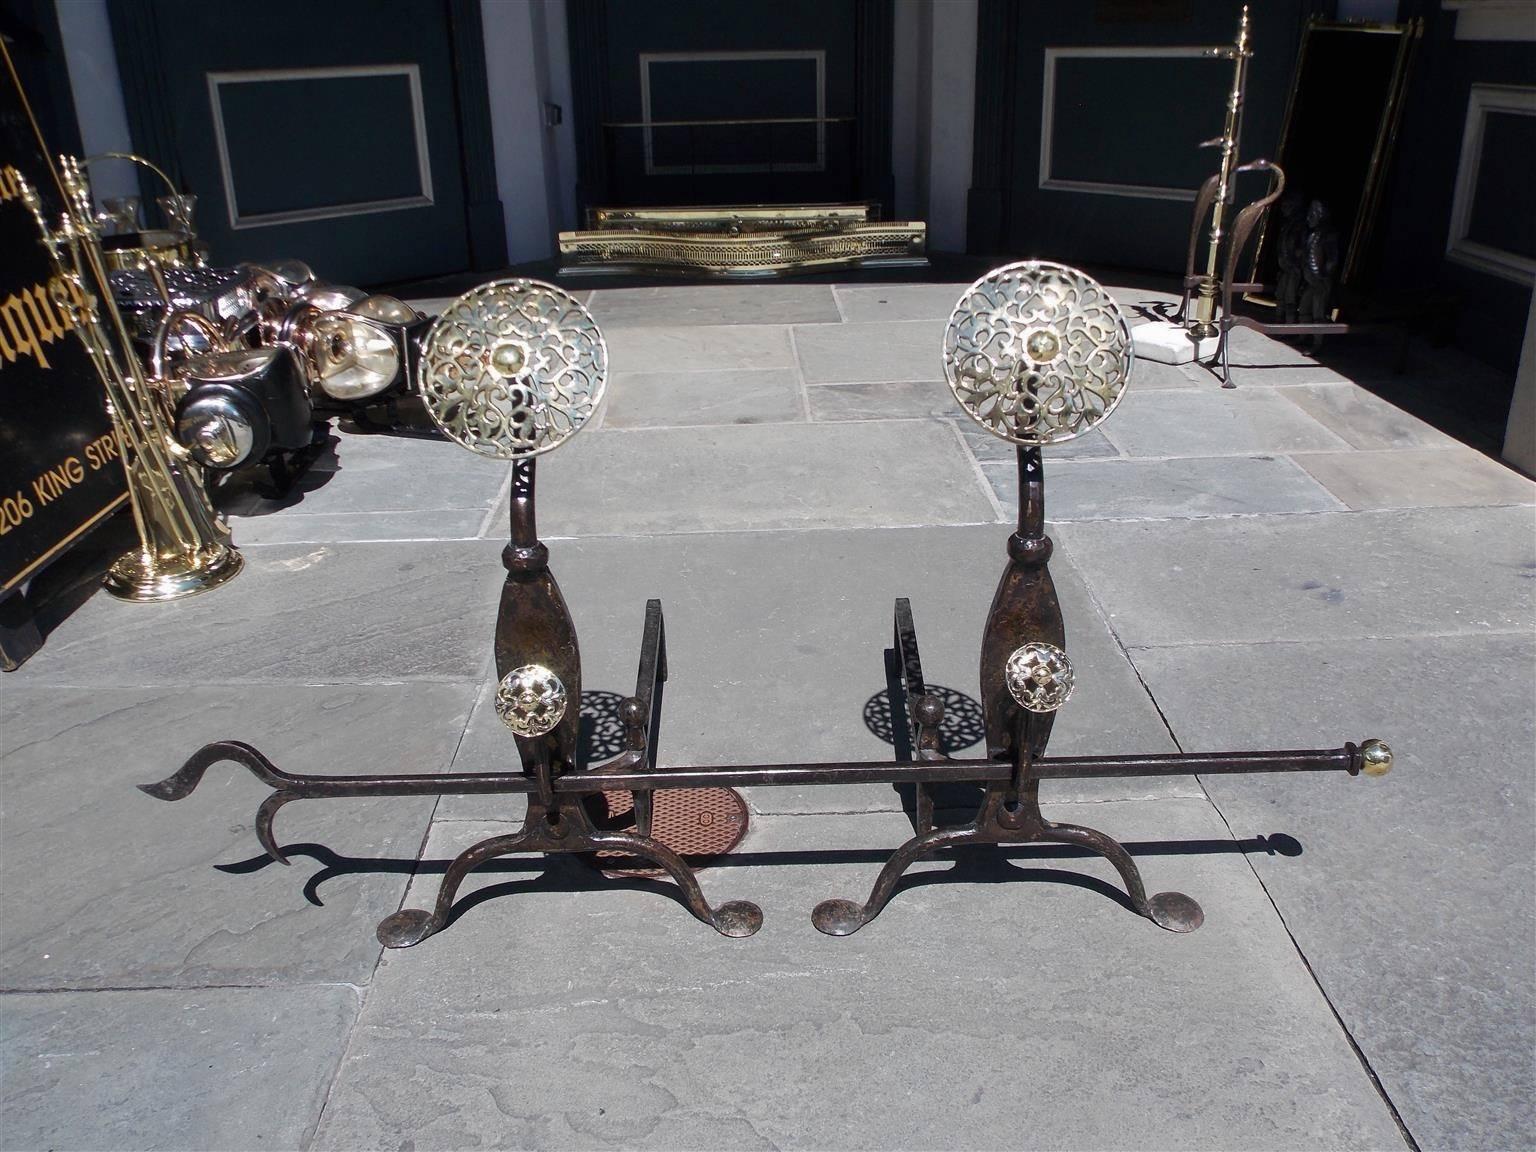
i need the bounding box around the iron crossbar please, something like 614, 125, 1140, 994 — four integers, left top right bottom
150, 743, 1365, 803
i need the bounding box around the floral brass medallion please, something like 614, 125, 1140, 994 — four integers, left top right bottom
494, 664, 569, 738
1004, 642, 1075, 713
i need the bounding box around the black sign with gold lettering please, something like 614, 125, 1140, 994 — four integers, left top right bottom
0, 44, 125, 594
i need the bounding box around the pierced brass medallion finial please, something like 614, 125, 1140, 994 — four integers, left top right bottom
495, 665, 568, 737
419, 279, 606, 460
1004, 643, 1075, 713
944, 261, 1132, 445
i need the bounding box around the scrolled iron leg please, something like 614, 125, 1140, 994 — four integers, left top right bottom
1039, 820, 1203, 933
587, 830, 762, 937
376, 830, 533, 948
812, 825, 979, 936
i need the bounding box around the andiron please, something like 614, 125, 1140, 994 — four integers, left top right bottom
142, 266, 1393, 947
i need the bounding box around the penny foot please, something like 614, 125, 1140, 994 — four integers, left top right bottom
811, 898, 868, 936
376, 908, 436, 948
1148, 891, 1204, 933
712, 900, 764, 938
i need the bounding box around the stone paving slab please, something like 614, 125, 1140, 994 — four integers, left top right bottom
0, 984, 358, 1151
228, 430, 508, 519
1254, 334, 1518, 418
959, 423, 1120, 463
1318, 336, 1516, 403
0, 683, 471, 989
823, 283, 1181, 326
603, 323, 794, 374
804, 381, 966, 423
831, 282, 969, 322
1101, 388, 1350, 458
1224, 326, 1330, 365
1108, 286, 1182, 317
982, 455, 1344, 521
534, 422, 995, 536
1130, 632, 1535, 1152
436, 525, 1190, 820
229, 506, 489, 546
309, 802, 1404, 1152
1057, 504, 1536, 647
1126, 358, 1200, 390
1214, 361, 1354, 388
588, 285, 841, 328
221, 428, 507, 544
1218, 328, 1352, 386
9, 539, 506, 685
792, 320, 947, 383
1279, 383, 1461, 450
602, 368, 805, 429
1293, 445, 1536, 510
435, 681, 531, 824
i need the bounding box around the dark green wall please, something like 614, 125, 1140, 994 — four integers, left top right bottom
1376, 1, 1534, 373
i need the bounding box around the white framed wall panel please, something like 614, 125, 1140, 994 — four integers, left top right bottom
1446, 83, 1536, 285
638, 50, 826, 175
1039, 46, 1213, 202
206, 64, 435, 230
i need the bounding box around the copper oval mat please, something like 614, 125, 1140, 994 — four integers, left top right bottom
586, 787, 748, 877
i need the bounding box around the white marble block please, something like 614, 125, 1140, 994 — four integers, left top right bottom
1133, 320, 1218, 365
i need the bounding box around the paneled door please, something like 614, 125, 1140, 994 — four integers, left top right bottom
109, 0, 501, 285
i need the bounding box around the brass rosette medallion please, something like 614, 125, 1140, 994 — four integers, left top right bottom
1004, 642, 1075, 713
419, 279, 606, 459
944, 261, 1132, 445
494, 665, 569, 737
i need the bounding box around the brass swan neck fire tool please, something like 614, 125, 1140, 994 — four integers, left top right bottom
142, 264, 1391, 946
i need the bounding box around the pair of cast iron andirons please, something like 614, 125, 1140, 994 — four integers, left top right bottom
143, 262, 1392, 946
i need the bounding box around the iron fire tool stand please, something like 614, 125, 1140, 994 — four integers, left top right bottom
141, 270, 1393, 948
1175, 9, 1383, 389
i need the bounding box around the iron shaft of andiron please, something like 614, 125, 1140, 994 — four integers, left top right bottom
252, 746, 1363, 801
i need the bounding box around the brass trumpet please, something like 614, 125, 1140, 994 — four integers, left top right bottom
21, 157, 242, 602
